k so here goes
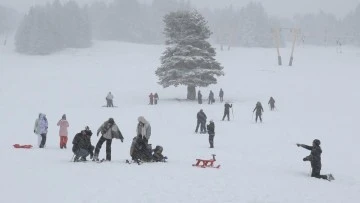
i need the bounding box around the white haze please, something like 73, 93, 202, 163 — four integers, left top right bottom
0, 0, 359, 18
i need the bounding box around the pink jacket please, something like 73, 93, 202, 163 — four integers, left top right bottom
57, 119, 69, 137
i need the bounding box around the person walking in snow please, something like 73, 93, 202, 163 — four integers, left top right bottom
195, 109, 207, 134
219, 88, 224, 102
253, 102, 264, 123
136, 116, 151, 144
297, 139, 334, 181
208, 90, 215, 104
154, 93, 159, 105
207, 120, 215, 148
34, 114, 42, 147
106, 92, 114, 107
197, 90, 203, 104
222, 102, 233, 121
57, 114, 69, 149
149, 93, 154, 105
94, 118, 124, 161
268, 97, 275, 111
35, 114, 48, 148
72, 126, 94, 162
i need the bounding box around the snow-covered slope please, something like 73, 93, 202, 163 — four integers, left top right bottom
0, 40, 360, 203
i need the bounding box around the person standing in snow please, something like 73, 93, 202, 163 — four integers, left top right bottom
197, 90, 203, 104
222, 102, 232, 121
154, 93, 159, 105
253, 102, 264, 123
72, 126, 94, 162
208, 90, 215, 104
297, 139, 334, 181
106, 92, 114, 107
37, 114, 48, 148
136, 116, 151, 144
207, 120, 215, 148
219, 88, 224, 102
268, 97, 275, 111
195, 109, 207, 134
34, 114, 42, 147
57, 114, 69, 149
94, 118, 124, 161
149, 93, 154, 105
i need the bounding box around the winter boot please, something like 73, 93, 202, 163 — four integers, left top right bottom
92, 154, 99, 162
74, 155, 80, 162
327, 174, 335, 181
80, 157, 87, 162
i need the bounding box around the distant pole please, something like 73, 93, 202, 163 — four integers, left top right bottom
289, 29, 299, 66
272, 28, 282, 66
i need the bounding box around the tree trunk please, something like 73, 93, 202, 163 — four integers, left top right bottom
187, 85, 196, 100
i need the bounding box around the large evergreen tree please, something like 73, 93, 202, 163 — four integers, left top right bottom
156, 10, 224, 100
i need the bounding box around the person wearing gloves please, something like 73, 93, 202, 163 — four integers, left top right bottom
93, 118, 124, 161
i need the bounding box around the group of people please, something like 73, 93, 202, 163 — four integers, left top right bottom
105, 92, 160, 107
197, 88, 224, 105
149, 93, 159, 105
34, 114, 166, 163
252, 97, 276, 123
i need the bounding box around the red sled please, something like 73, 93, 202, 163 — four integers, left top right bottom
192, 154, 220, 169
13, 144, 33, 149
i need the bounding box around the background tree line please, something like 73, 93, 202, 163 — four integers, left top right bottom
1, 0, 359, 54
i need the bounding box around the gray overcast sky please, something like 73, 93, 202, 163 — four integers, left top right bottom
1, 0, 359, 18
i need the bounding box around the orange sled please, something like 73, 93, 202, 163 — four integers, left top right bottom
13, 144, 33, 149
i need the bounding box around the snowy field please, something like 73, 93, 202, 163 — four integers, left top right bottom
1, 39, 360, 203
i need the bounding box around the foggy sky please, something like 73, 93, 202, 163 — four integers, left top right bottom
0, 0, 359, 18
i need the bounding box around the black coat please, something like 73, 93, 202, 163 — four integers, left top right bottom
197, 111, 207, 123
207, 122, 215, 134
224, 103, 232, 112
72, 131, 93, 153
268, 97, 275, 105
253, 104, 264, 115
301, 144, 322, 169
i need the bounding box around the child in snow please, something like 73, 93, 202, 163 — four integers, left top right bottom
57, 114, 69, 149
207, 120, 215, 148
34, 113, 48, 148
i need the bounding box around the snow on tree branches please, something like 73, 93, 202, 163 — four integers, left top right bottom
156, 10, 224, 100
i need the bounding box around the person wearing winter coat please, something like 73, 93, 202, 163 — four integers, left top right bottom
72, 126, 94, 162
207, 120, 215, 148
34, 114, 42, 147
208, 91, 215, 104
253, 102, 264, 123
297, 139, 334, 181
154, 93, 159, 105
152, 145, 167, 162
106, 92, 114, 107
222, 102, 233, 121
149, 93, 154, 105
137, 116, 151, 144
268, 97, 275, 111
197, 90, 202, 104
195, 109, 207, 134
219, 88, 224, 102
94, 118, 124, 161
57, 114, 69, 149
35, 113, 48, 148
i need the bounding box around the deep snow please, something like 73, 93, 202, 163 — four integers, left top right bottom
0, 39, 360, 203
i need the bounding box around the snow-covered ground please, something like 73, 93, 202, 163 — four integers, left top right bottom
1, 40, 360, 203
